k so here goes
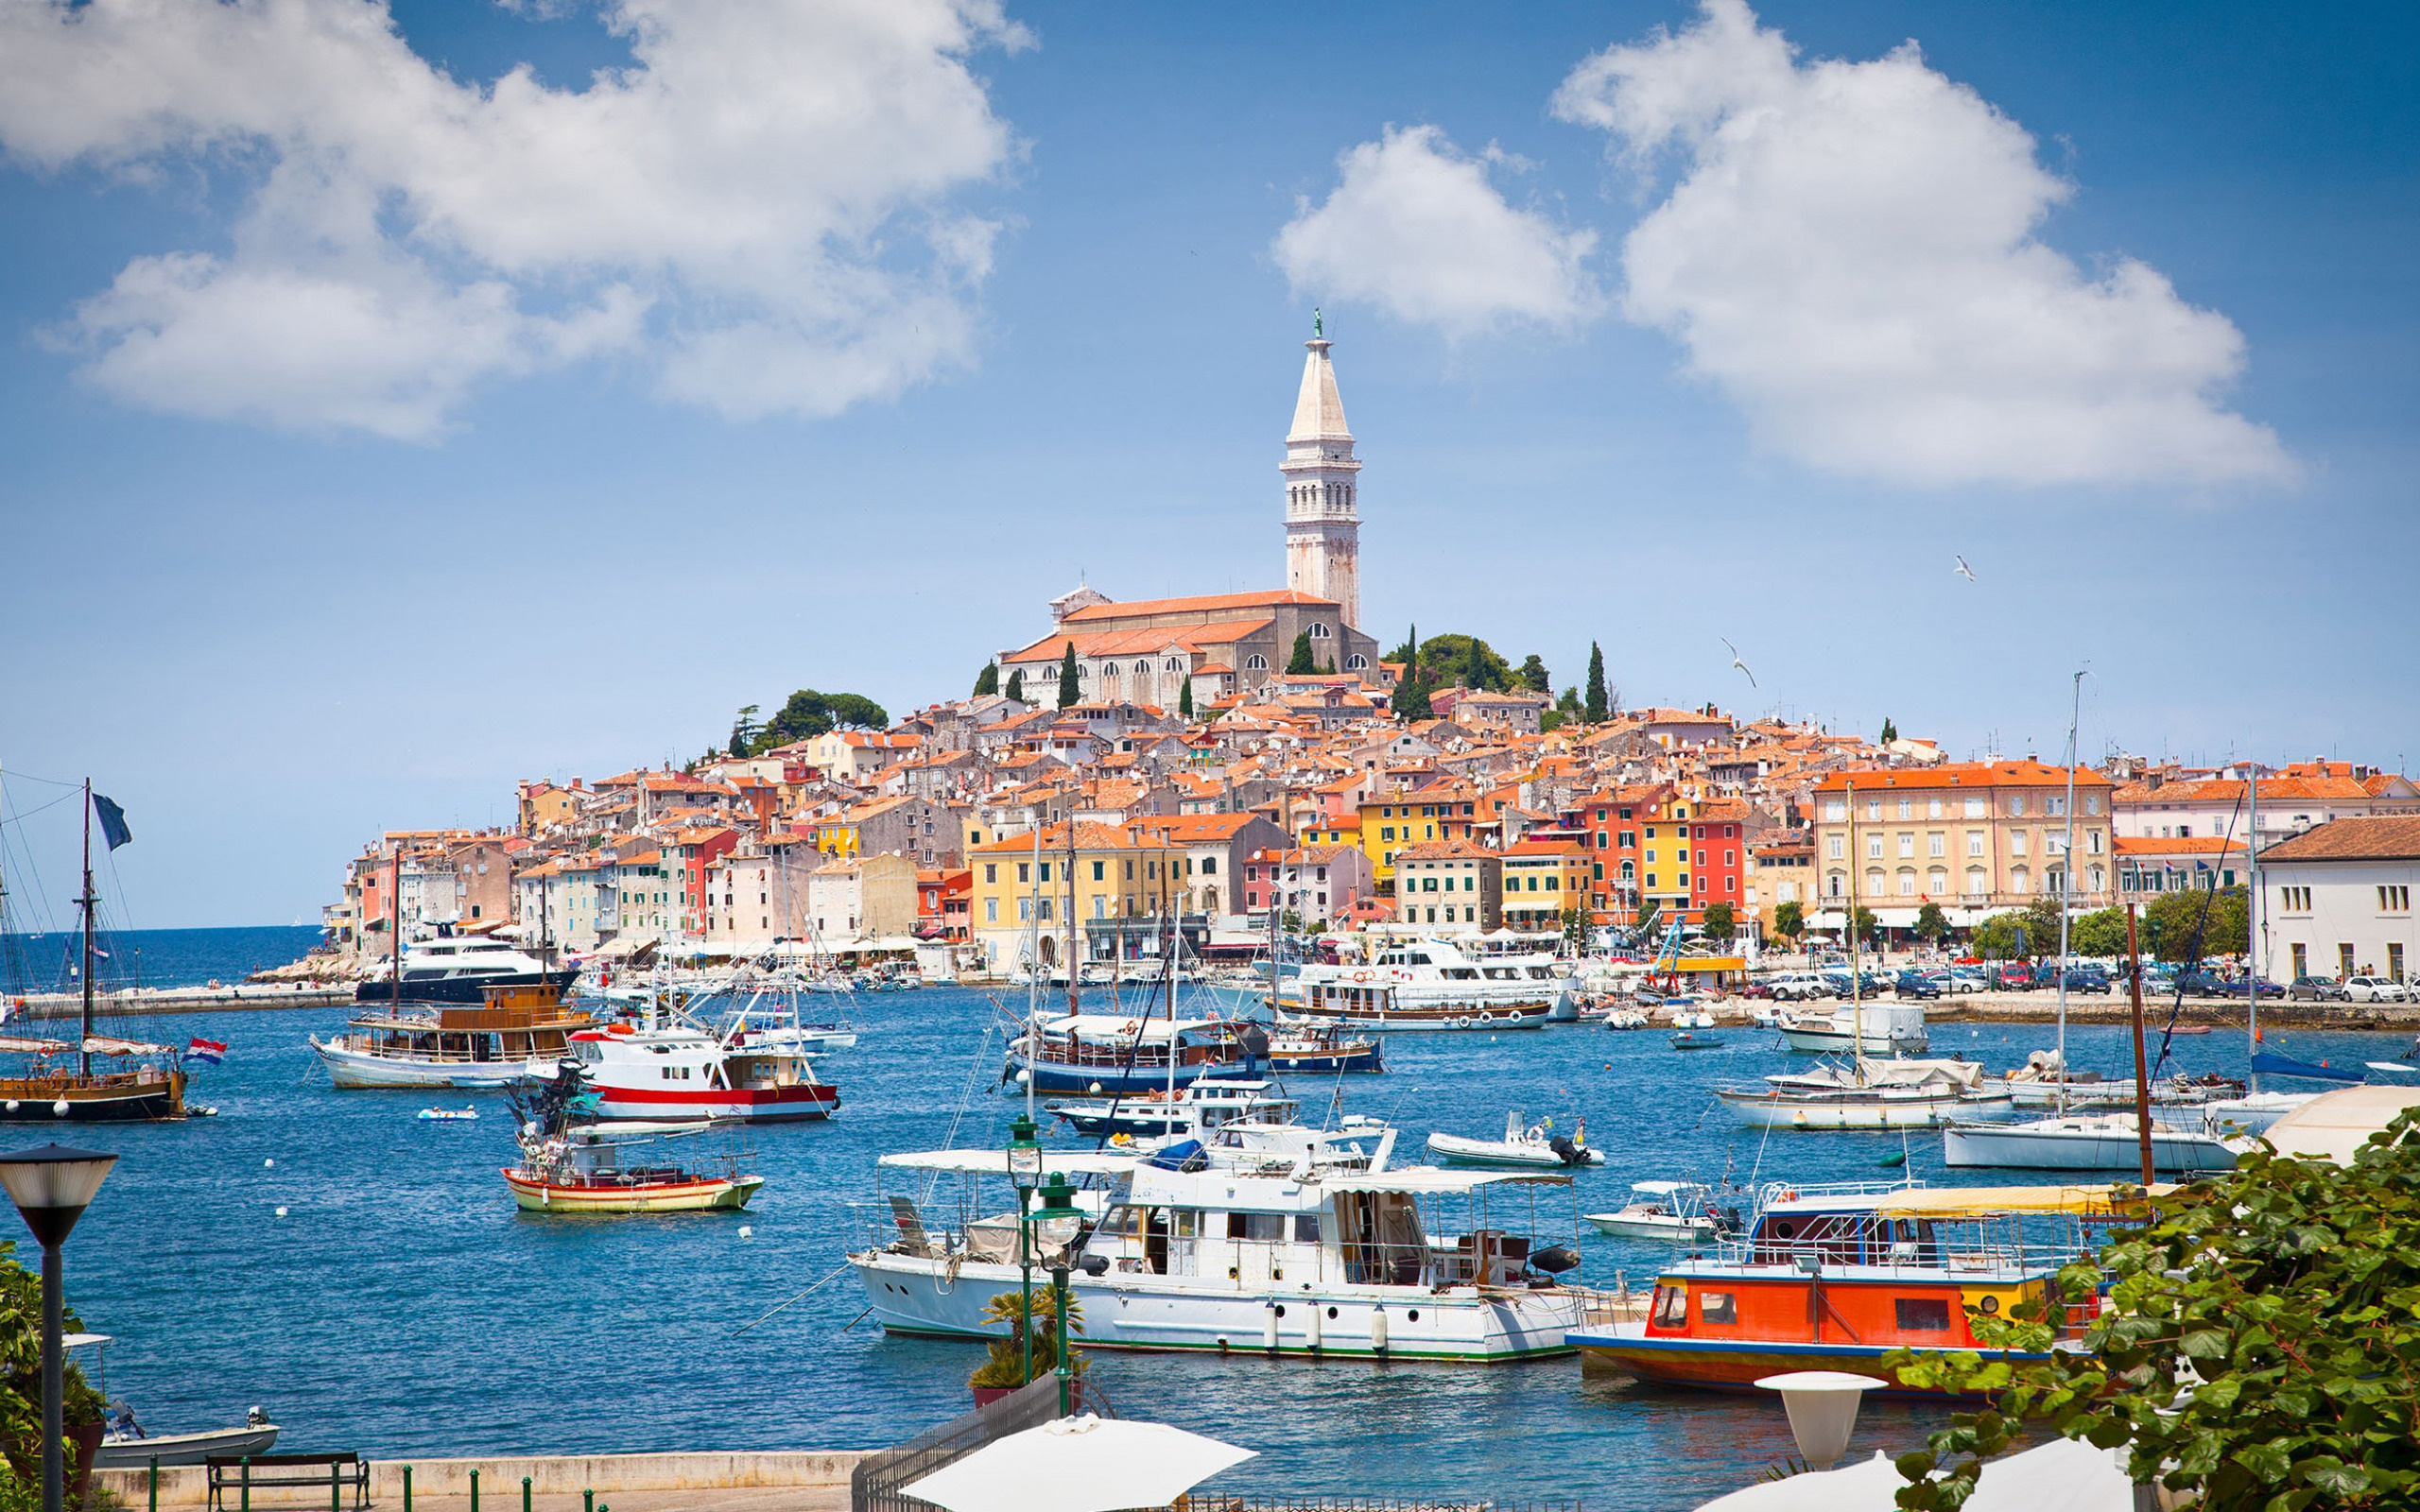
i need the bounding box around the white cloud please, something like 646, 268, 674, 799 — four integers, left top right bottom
0, 0, 1028, 439
1272, 125, 1602, 339
1553, 0, 2291, 488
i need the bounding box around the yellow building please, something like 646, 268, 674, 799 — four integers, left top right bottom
965, 822, 1182, 972
1500, 840, 1591, 930
1355, 784, 1481, 888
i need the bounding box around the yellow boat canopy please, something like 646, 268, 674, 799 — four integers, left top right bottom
1871, 1184, 2178, 1220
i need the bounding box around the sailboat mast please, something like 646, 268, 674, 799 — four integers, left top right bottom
79, 781, 94, 1079
1064, 816, 1079, 1020
1846, 780, 1864, 1079
2054, 671, 2082, 1114
1026, 820, 1041, 1128
389, 848, 403, 1005
2247, 764, 2260, 1084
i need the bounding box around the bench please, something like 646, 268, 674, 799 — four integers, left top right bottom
205, 1454, 369, 1512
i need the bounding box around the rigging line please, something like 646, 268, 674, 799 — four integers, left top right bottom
727, 1258, 858, 1337
0, 788, 79, 826
2148, 789, 2248, 1081
0, 769, 84, 790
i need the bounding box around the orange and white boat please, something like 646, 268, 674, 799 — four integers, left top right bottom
1569, 1182, 2152, 1393
504, 1125, 764, 1214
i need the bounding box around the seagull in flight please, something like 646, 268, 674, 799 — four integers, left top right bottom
1720, 637, 1757, 689
1954, 555, 1978, 581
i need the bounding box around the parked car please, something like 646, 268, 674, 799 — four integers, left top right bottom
2289, 974, 2350, 1003
2031, 963, 2113, 994
2176, 970, 2284, 999
2345, 975, 2411, 1004
1943, 969, 1988, 994
1990, 962, 2037, 991
1766, 971, 1833, 1002
1893, 970, 1944, 1000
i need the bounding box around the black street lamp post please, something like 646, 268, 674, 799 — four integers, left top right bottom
0, 1145, 119, 1512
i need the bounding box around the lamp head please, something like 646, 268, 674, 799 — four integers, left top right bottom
1031, 1171, 1084, 1222
0, 1145, 118, 1247
1006, 1115, 1043, 1184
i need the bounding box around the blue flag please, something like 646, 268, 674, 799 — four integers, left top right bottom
92, 794, 132, 850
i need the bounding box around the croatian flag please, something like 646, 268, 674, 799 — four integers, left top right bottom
186, 1038, 227, 1066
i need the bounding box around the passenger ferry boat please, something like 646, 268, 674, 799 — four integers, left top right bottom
562, 1021, 837, 1123
354, 936, 579, 1004
1568, 1182, 2142, 1392
312, 984, 596, 1089
1284, 938, 1579, 1028
850, 1125, 1620, 1362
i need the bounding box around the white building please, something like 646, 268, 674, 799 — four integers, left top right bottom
2114, 768, 2420, 849
2257, 816, 2420, 985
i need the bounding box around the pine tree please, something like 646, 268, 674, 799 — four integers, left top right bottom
973, 662, 999, 696
1515, 655, 1550, 694
1881, 716, 1898, 744
1584, 643, 1608, 724
1006, 668, 1026, 703
1058, 642, 1080, 708
1178, 677, 1194, 718
1287, 630, 1318, 675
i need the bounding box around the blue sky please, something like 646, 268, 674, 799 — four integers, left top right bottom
0, 0, 2412, 928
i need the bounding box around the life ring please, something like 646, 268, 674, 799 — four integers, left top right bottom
1353, 970, 1372, 984
1477, 1012, 1495, 1026
1454, 1015, 1473, 1030
1120, 1021, 1141, 1036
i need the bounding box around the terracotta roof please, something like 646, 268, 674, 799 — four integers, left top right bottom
1395, 840, 1497, 861
2258, 816, 2420, 864
1811, 762, 2110, 793
2113, 836, 2244, 856
1060, 590, 1333, 623
999, 619, 1276, 664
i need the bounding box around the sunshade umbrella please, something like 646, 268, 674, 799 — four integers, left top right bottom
1694, 1440, 2135, 1511
901, 1414, 1256, 1512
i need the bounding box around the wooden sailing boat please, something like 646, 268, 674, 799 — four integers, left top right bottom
0, 782, 185, 1122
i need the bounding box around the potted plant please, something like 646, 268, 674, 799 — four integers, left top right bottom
968, 1288, 1086, 1409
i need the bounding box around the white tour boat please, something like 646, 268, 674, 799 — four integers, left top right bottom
560, 1021, 837, 1123
1425, 1111, 1604, 1169
849, 1133, 1612, 1362
1285, 937, 1579, 1029
1046, 1079, 1301, 1141
311, 985, 596, 1089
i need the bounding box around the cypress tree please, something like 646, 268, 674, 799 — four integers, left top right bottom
1584, 642, 1608, 724
973, 662, 999, 696
1287, 630, 1318, 676
1058, 641, 1081, 708
1006, 668, 1026, 703
1178, 676, 1194, 718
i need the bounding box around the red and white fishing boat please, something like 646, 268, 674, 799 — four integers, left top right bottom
563, 1022, 837, 1124
503, 1126, 764, 1213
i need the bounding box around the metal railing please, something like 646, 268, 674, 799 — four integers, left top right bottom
1192, 1494, 1582, 1512
851, 1375, 1091, 1512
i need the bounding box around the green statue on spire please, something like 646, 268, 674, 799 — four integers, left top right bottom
1313, 308, 1323, 339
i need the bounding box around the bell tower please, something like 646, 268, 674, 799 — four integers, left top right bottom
1282, 312, 1361, 630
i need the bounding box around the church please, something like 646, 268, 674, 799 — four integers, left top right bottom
995, 323, 1382, 709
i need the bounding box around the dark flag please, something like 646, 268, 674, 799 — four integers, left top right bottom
93, 794, 133, 850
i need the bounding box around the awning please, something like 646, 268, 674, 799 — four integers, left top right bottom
1038, 1014, 1224, 1041
1325, 1166, 1572, 1194
2260, 1085, 2420, 1165
594, 935, 660, 959
878, 1149, 1141, 1177
1871, 1184, 2175, 1220
85, 1036, 169, 1056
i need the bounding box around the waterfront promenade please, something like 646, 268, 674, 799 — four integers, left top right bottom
100, 1453, 866, 1512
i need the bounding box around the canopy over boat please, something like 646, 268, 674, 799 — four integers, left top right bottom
2249, 1049, 2363, 1084
83, 1036, 170, 1056
1871, 1183, 2177, 1219
1033, 1014, 1224, 1043
1324, 1166, 1572, 1194
0, 1037, 73, 1055
1629, 1179, 1711, 1196
878, 1148, 1141, 1177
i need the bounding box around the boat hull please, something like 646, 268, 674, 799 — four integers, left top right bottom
311, 1040, 552, 1090
1571, 1327, 2048, 1395
0, 1074, 184, 1123
1278, 1005, 1550, 1033
354, 968, 579, 1004
1777, 1027, 1928, 1054
1425, 1134, 1602, 1169
583, 1082, 838, 1124
1582, 1213, 1714, 1242
851, 1250, 1586, 1362
1943, 1121, 2238, 1173
504, 1169, 764, 1212
1718, 1090, 2009, 1130
95, 1427, 278, 1468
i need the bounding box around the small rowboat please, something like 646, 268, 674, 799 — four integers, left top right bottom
1426, 1110, 1604, 1169
418, 1107, 477, 1121
1670, 1031, 1726, 1050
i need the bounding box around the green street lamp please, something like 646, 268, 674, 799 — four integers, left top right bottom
1005, 1116, 1043, 1387
0, 1145, 118, 1512
1029, 1172, 1086, 1416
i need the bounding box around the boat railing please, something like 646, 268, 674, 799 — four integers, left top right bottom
1699, 1233, 2083, 1278
1753, 1177, 1926, 1208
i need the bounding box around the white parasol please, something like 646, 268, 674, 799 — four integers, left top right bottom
901, 1415, 1255, 1512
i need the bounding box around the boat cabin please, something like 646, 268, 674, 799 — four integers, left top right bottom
342, 984, 593, 1066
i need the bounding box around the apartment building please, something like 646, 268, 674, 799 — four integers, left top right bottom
2257, 816, 2420, 984
1809, 762, 2116, 932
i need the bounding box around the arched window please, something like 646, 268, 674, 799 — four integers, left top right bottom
1133, 661, 1150, 676
1927, 868, 1947, 896
1345, 654, 1367, 670
1826, 871, 1844, 898
1244, 655, 1268, 671
1896, 868, 1916, 896
1308, 623, 1332, 639
1041, 664, 1058, 680
1865, 868, 1886, 898
1165, 658, 1182, 672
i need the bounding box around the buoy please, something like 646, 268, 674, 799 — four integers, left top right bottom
274, 1207, 288, 1217
1014, 1070, 1030, 1086
51, 1101, 68, 1117
4, 1101, 16, 1112
738, 1226, 754, 1240
1371, 1306, 1389, 1353
1089, 1082, 1104, 1095
264, 1159, 274, 1168
1305, 1301, 1322, 1350
1264, 1303, 1280, 1352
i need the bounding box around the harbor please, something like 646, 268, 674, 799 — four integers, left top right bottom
21, 926, 2403, 1509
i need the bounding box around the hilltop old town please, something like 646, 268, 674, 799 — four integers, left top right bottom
326, 332, 2420, 989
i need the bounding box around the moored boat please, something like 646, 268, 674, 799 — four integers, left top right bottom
354, 936, 578, 1004
312, 984, 595, 1090
1046, 1078, 1300, 1140
1583, 1180, 1742, 1243
1569, 1183, 2142, 1392
1943, 1112, 2240, 1173
1718, 1057, 2010, 1130
1286, 937, 1576, 1028
1426, 1111, 1603, 1169
503, 1126, 764, 1213
562, 1019, 837, 1124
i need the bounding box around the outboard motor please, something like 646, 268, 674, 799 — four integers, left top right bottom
1078, 1253, 1111, 1277
1548, 1134, 1586, 1167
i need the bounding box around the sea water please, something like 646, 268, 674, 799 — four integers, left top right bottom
26, 929, 2380, 1509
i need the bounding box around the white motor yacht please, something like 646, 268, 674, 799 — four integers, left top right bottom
1286, 937, 1580, 1027
355, 936, 577, 1004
